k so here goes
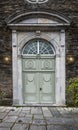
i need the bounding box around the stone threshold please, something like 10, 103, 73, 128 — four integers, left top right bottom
13, 103, 66, 107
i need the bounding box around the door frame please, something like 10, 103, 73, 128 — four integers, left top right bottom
12, 30, 65, 106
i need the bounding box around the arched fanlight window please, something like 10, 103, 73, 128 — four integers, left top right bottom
26, 0, 48, 4
23, 39, 55, 55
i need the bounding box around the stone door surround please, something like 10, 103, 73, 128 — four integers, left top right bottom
7, 11, 70, 106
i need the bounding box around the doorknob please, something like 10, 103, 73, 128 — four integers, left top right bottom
40, 88, 42, 91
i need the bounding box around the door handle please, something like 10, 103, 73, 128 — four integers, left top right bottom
40, 88, 42, 91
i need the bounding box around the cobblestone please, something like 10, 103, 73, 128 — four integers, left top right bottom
32, 119, 46, 125
0, 107, 78, 130
31, 107, 42, 114
34, 115, 44, 120
0, 122, 13, 128
0, 113, 8, 120
42, 107, 52, 117
0, 128, 10, 130
11, 123, 29, 130
47, 125, 78, 130
30, 125, 46, 130
16, 117, 32, 124
3, 116, 17, 123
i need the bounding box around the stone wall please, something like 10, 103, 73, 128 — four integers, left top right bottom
66, 27, 78, 79
0, 0, 78, 105
0, 26, 12, 105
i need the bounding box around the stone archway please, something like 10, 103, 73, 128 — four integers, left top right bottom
8, 11, 70, 106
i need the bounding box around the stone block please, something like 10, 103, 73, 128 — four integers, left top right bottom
11, 123, 29, 130
31, 107, 42, 114
3, 116, 17, 123
0, 128, 10, 130
32, 119, 46, 125
0, 113, 8, 120
0, 122, 13, 128
47, 125, 65, 130
47, 125, 78, 130
16, 117, 32, 124
42, 107, 52, 117
46, 117, 63, 125
34, 115, 44, 120
30, 125, 46, 130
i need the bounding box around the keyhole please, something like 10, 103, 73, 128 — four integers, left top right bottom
40, 88, 42, 91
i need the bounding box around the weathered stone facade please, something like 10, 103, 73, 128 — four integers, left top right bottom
0, 0, 78, 105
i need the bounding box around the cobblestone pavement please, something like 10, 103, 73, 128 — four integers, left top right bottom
0, 107, 78, 130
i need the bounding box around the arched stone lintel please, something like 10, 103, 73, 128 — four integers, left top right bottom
18, 33, 60, 55
7, 11, 70, 25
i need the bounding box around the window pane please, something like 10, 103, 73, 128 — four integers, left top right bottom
39, 40, 54, 54
23, 39, 54, 54
23, 41, 37, 54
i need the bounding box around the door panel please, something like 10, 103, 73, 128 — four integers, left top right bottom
40, 58, 55, 71
23, 72, 39, 103
25, 73, 37, 93
40, 95, 53, 101
40, 73, 53, 93
22, 58, 38, 71
39, 72, 55, 103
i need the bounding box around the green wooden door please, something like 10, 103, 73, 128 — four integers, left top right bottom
22, 39, 55, 104
22, 56, 39, 103
39, 56, 55, 103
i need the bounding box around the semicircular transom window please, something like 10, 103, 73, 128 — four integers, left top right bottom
23, 39, 55, 55
26, 0, 48, 4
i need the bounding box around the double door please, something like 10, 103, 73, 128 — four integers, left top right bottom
22, 55, 55, 104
